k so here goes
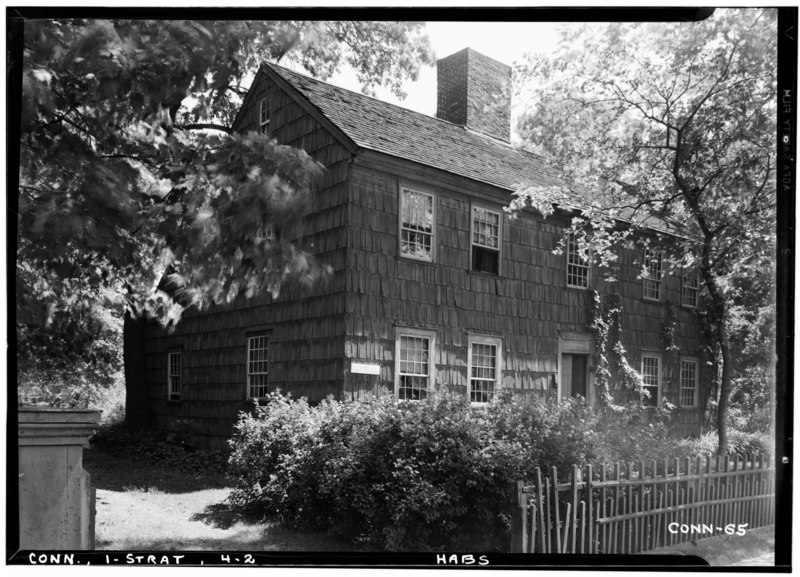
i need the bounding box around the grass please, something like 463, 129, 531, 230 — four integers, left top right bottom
83, 447, 354, 551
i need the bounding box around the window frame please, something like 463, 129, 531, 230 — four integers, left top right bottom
247, 333, 271, 400
565, 233, 591, 289
681, 266, 700, 308
167, 351, 182, 401
642, 248, 664, 302
259, 97, 270, 133
679, 356, 699, 408
470, 203, 503, 275
640, 353, 662, 408
467, 334, 503, 406
398, 186, 436, 263
394, 327, 436, 401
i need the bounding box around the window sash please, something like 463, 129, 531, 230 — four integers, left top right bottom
259, 98, 270, 131
680, 359, 699, 407
566, 234, 590, 288
397, 334, 431, 400
469, 338, 500, 405
167, 352, 181, 400
643, 249, 663, 300
641, 355, 661, 408
399, 188, 435, 261
682, 267, 700, 307
472, 207, 500, 250
247, 335, 270, 399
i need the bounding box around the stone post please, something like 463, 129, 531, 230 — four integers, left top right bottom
18, 407, 101, 550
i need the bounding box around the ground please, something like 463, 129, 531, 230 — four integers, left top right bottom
83, 447, 777, 564
644, 526, 776, 567
83, 447, 353, 551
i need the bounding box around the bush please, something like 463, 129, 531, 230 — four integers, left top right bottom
228, 391, 601, 551
91, 421, 228, 476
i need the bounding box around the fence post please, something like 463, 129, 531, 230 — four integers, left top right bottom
510, 480, 526, 553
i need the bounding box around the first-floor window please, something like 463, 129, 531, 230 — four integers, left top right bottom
247, 334, 270, 399
396, 329, 434, 400
468, 336, 502, 404
680, 358, 699, 407
640, 354, 661, 408
167, 351, 181, 400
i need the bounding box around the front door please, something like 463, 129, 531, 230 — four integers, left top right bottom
560, 353, 588, 400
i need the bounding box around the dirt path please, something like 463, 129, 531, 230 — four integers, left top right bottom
644, 526, 775, 567
86, 448, 352, 551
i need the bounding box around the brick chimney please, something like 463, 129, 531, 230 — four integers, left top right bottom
436, 48, 511, 142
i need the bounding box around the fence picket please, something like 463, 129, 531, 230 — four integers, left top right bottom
512, 453, 776, 555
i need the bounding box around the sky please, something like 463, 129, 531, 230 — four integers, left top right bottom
327, 21, 565, 117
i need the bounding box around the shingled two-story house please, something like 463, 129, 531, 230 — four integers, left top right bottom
124, 48, 710, 450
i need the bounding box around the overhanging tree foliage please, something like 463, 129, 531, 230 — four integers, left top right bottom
16, 18, 432, 400
510, 9, 777, 453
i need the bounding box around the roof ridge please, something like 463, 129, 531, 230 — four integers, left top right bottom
266, 61, 521, 144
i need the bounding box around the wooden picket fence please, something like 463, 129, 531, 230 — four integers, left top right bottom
511, 454, 775, 554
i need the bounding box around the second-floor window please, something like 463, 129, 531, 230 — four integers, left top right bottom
682, 266, 700, 307
640, 354, 661, 408
566, 233, 590, 289
471, 206, 501, 274
259, 97, 270, 133
167, 351, 181, 401
399, 187, 435, 261
643, 248, 664, 301
247, 334, 270, 399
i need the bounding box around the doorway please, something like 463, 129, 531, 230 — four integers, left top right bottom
560, 354, 588, 400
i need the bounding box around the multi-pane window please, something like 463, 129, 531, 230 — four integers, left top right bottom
680, 358, 699, 408
399, 187, 435, 261
566, 233, 590, 289
468, 336, 501, 404
643, 249, 664, 301
641, 354, 661, 408
259, 97, 270, 133
396, 331, 434, 400
167, 352, 181, 401
472, 206, 501, 274
247, 334, 270, 399
682, 267, 700, 308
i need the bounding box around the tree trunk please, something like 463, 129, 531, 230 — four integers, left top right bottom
716, 318, 732, 456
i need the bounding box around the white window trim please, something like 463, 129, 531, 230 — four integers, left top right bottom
394, 327, 436, 401
470, 203, 503, 275
681, 266, 700, 308
247, 334, 270, 399
167, 351, 181, 401
565, 233, 591, 289
679, 356, 700, 408
467, 334, 503, 406
640, 353, 662, 408
398, 186, 436, 262
643, 248, 664, 302
259, 97, 270, 132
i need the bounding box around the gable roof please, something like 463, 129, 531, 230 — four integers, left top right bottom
264, 63, 681, 238
266, 63, 568, 194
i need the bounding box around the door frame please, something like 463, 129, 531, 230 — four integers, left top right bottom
558, 332, 593, 405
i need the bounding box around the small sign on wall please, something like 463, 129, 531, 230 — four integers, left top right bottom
351, 361, 381, 375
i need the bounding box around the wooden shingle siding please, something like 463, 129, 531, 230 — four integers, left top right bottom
139, 72, 353, 447
343, 164, 706, 425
